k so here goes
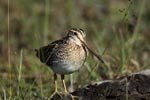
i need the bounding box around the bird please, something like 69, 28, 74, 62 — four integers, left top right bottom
35, 28, 104, 97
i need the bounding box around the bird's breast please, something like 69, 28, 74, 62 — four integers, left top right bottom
48, 43, 87, 74
56, 43, 86, 63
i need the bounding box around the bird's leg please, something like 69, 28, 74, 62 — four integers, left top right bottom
61, 75, 68, 93
50, 73, 61, 98
61, 75, 79, 100
54, 73, 58, 92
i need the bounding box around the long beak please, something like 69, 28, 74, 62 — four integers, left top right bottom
81, 40, 105, 64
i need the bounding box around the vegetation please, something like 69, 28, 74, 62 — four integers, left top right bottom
0, 0, 150, 99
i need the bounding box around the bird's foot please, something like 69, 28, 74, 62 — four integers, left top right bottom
49, 90, 63, 99
63, 91, 79, 100
49, 91, 79, 100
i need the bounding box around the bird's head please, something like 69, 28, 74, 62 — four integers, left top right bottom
67, 28, 86, 46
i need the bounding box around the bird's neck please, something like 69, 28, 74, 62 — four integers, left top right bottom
67, 36, 83, 46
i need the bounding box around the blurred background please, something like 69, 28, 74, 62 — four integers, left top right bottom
0, 0, 150, 99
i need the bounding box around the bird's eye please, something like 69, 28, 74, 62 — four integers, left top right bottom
73, 32, 77, 35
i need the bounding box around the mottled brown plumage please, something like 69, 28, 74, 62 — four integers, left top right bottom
35, 28, 88, 74
35, 28, 104, 97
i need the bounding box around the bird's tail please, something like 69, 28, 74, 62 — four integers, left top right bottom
34, 48, 39, 57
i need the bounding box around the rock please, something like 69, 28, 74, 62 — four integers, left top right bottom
51, 69, 150, 100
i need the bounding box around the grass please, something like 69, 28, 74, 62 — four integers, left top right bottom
0, 0, 150, 99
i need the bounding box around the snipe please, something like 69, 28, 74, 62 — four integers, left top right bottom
35, 28, 104, 98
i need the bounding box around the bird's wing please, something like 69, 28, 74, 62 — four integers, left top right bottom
35, 39, 64, 63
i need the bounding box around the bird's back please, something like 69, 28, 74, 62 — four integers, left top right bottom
35, 38, 87, 68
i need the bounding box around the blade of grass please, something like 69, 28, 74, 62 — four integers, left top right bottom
43, 0, 50, 44
126, 0, 146, 46
17, 49, 23, 97
3, 88, 7, 100
7, 0, 12, 99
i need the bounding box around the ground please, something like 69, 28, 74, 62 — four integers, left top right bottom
0, 0, 150, 99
